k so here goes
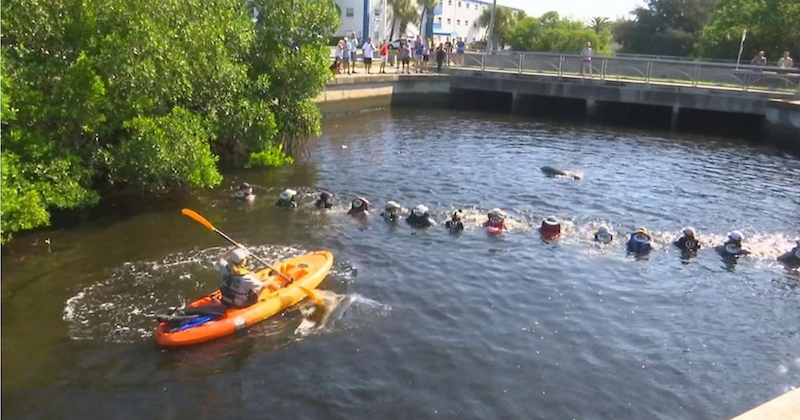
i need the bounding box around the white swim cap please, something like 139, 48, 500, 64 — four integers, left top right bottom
280, 189, 297, 200
385, 201, 401, 211
229, 248, 250, 264
728, 231, 744, 242
683, 227, 697, 237
544, 216, 560, 226
413, 205, 428, 217
597, 224, 610, 234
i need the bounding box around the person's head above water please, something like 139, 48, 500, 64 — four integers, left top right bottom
319, 191, 331, 202
595, 224, 613, 243
487, 208, 506, 223
349, 197, 370, 213
450, 209, 464, 222
239, 182, 253, 194
412, 204, 429, 217
632, 227, 651, 242
385, 200, 402, 214
727, 230, 744, 244
683, 227, 697, 239
540, 216, 562, 236
279, 189, 297, 201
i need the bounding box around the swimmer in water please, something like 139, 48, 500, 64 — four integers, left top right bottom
445, 209, 465, 232
540, 166, 581, 180
539, 216, 562, 238
483, 208, 508, 232
234, 182, 255, 201
348, 197, 370, 217
315, 192, 333, 209
406, 205, 437, 228
594, 224, 614, 244
276, 189, 298, 208
674, 227, 700, 253
777, 239, 800, 266
715, 231, 750, 257
626, 227, 652, 255
380, 201, 403, 222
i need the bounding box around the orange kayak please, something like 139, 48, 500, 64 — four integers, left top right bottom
154, 250, 334, 347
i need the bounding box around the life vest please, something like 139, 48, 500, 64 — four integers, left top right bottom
220, 265, 258, 307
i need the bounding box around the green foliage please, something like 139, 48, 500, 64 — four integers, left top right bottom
507, 13, 612, 54
1, 0, 338, 242
613, 0, 716, 56
699, 0, 800, 61
388, 0, 418, 39
479, 6, 526, 49
247, 144, 294, 168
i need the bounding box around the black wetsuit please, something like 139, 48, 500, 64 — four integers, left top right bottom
674, 236, 700, 252
777, 248, 800, 265
315, 199, 332, 209
594, 233, 613, 243
406, 213, 435, 228
715, 241, 750, 256
381, 212, 400, 222
445, 220, 464, 232
276, 199, 297, 208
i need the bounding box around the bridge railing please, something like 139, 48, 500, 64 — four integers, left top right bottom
459, 51, 800, 95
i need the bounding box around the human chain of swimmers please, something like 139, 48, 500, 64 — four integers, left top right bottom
233, 181, 800, 266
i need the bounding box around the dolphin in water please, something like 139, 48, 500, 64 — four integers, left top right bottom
540, 166, 581, 180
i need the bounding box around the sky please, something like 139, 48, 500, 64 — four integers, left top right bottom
497, 0, 647, 23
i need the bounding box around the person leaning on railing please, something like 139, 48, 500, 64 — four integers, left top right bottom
778, 51, 794, 69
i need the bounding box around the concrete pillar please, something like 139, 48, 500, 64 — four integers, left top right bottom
670, 105, 680, 131
585, 98, 598, 119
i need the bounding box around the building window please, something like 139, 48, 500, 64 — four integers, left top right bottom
456, 19, 460, 25
345, 7, 354, 17
437, 17, 442, 23
458, 1, 461, 7
447, 18, 451, 24
448, 0, 452, 5
475, 4, 478, 9
465, 20, 469, 26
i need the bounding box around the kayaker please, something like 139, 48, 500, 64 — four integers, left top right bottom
716, 231, 750, 257
445, 209, 465, 232
234, 182, 255, 201
315, 192, 333, 209
348, 197, 370, 217
483, 208, 507, 231
594, 224, 613, 244
540, 216, 562, 238
276, 189, 298, 208
626, 227, 652, 254
406, 204, 437, 228
216, 248, 272, 308
674, 227, 700, 253
381, 200, 403, 222
777, 239, 800, 266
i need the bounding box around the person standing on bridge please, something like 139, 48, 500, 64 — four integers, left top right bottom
581, 42, 593, 77
751, 51, 767, 66
778, 51, 794, 69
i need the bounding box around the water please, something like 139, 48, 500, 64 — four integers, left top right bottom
3, 108, 800, 420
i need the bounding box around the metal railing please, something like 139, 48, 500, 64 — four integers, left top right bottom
454, 51, 800, 96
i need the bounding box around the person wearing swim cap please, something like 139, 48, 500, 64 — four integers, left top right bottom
276, 189, 298, 208
406, 204, 436, 228
234, 182, 255, 201
380, 201, 403, 222
348, 197, 370, 216
315, 192, 333, 209
540, 216, 561, 238
715, 231, 750, 256
777, 239, 800, 266
626, 227, 652, 254
674, 227, 701, 253
483, 208, 507, 231
445, 209, 465, 232
594, 225, 613, 244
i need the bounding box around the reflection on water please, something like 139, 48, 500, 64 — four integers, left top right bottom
2, 108, 800, 420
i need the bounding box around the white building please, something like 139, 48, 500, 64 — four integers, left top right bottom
333, 0, 517, 45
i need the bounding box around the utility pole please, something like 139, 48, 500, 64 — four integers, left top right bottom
487, 0, 497, 52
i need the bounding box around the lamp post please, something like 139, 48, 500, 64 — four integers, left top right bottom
382, 0, 387, 42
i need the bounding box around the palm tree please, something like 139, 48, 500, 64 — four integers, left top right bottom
388, 0, 417, 40
590, 17, 609, 34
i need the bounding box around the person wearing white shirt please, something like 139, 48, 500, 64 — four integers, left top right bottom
581, 42, 593, 77
777, 51, 794, 69
362, 38, 375, 74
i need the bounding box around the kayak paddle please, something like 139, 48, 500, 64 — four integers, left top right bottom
181, 208, 294, 284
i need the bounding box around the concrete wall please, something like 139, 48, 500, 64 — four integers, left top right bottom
765, 100, 800, 151
315, 74, 451, 104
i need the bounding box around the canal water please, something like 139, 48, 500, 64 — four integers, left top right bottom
2, 108, 799, 420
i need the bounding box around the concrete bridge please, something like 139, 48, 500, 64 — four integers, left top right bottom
317, 52, 800, 151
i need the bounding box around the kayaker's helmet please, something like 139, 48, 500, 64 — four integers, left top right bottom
488, 208, 506, 223
229, 248, 250, 266
280, 189, 297, 201
683, 227, 697, 238
451, 209, 464, 221
385, 200, 401, 213
633, 227, 650, 242
412, 204, 429, 217
728, 231, 744, 243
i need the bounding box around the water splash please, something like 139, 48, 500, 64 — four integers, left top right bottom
294, 291, 391, 337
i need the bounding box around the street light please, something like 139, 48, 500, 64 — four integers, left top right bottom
487, 0, 497, 52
